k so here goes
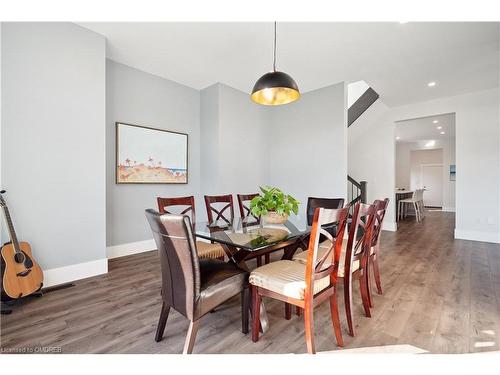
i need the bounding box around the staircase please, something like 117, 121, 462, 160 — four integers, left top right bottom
346, 81, 378, 209
347, 175, 367, 211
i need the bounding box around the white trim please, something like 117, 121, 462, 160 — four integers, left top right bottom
106, 239, 157, 259
454, 229, 500, 244
442, 207, 455, 212
43, 258, 108, 288
382, 221, 397, 232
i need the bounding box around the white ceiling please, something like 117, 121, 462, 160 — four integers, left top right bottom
79, 22, 500, 107
395, 113, 455, 142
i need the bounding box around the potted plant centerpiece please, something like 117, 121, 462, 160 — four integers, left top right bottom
250, 186, 299, 224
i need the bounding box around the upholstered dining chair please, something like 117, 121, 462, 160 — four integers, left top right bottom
204, 194, 235, 225
366, 198, 390, 308
293, 201, 377, 337
157, 196, 225, 260
145, 209, 250, 354
249, 206, 349, 354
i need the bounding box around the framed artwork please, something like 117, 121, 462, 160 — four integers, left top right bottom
116, 122, 188, 184
449, 164, 456, 181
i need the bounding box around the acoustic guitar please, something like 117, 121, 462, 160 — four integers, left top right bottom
0, 190, 43, 300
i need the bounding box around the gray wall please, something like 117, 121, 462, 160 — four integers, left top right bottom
268, 83, 348, 208
1, 23, 106, 269
200, 83, 268, 203
106, 60, 200, 246
199, 82, 347, 220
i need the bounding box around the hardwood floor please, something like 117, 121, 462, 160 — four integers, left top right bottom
1, 211, 499, 354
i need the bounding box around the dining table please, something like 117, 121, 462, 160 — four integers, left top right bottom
194, 215, 312, 332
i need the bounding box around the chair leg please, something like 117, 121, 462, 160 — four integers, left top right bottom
296, 306, 302, 316
155, 302, 171, 342
329, 293, 344, 347
183, 319, 200, 354
359, 274, 371, 318
285, 303, 292, 320
241, 288, 250, 334
373, 256, 383, 294
344, 276, 355, 337
251, 286, 261, 342
303, 303, 316, 354
414, 202, 420, 222
366, 257, 374, 308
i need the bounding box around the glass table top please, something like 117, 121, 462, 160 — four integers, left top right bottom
194, 215, 311, 251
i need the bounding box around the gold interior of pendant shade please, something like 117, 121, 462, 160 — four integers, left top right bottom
251, 87, 301, 106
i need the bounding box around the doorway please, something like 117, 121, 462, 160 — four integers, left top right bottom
421, 164, 443, 207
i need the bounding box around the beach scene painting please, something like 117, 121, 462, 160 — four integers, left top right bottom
116, 122, 188, 184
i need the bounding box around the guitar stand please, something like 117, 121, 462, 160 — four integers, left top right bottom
1, 301, 13, 315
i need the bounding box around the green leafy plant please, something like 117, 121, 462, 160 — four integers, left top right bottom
250, 186, 299, 217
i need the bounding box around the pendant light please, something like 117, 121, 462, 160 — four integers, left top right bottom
251, 22, 300, 105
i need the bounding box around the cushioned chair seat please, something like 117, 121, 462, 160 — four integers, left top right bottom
196, 241, 225, 260
249, 260, 330, 300
196, 259, 248, 319
292, 241, 360, 277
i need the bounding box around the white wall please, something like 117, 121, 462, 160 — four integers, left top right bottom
1, 23, 107, 286
106, 60, 201, 247
348, 100, 397, 231
269, 82, 348, 210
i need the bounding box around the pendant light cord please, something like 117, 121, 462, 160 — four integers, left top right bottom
273, 21, 277, 72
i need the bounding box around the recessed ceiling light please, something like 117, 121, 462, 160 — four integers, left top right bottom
440, 131, 445, 135
428, 81, 436, 87
436, 126, 442, 130
433, 120, 439, 124
396, 136, 401, 140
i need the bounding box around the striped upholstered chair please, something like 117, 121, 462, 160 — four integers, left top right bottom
249, 206, 349, 354
293, 201, 377, 337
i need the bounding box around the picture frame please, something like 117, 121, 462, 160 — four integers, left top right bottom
115, 122, 188, 184
450, 164, 456, 181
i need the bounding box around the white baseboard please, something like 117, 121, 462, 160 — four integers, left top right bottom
454, 229, 500, 244
43, 258, 108, 288
382, 221, 397, 232
106, 239, 157, 259
442, 207, 456, 212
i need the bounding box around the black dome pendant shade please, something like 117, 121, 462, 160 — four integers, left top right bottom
251, 22, 300, 105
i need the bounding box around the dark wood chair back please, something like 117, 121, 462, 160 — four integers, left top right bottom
344, 202, 377, 276
145, 209, 200, 321
371, 198, 390, 247
237, 193, 260, 222
204, 194, 234, 225
306, 197, 345, 226
304, 207, 350, 298
157, 196, 196, 221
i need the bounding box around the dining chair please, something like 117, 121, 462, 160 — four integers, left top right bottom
157, 196, 225, 260
306, 197, 345, 226
145, 209, 250, 354
418, 189, 425, 219
249, 206, 349, 354
398, 189, 422, 222
293, 201, 377, 337
366, 198, 389, 308
237, 193, 268, 265
204, 194, 235, 225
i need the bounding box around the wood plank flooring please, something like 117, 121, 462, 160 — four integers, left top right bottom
1, 211, 499, 354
